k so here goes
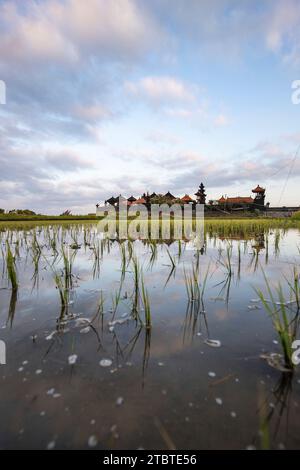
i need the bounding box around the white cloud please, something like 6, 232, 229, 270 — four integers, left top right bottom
0, 0, 164, 66
125, 76, 196, 104
214, 113, 230, 127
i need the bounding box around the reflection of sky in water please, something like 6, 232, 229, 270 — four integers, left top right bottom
0, 224, 300, 449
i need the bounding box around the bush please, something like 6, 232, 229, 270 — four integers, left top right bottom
8, 209, 36, 215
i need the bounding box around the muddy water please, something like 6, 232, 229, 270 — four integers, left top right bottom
0, 222, 300, 449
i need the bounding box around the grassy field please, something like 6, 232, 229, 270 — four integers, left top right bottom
0, 214, 97, 222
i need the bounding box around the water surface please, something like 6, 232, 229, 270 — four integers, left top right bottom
0, 222, 300, 450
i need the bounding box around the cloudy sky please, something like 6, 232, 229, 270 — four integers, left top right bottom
0, 0, 300, 214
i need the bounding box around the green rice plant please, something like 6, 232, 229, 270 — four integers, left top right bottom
119, 242, 128, 281
91, 241, 101, 278
274, 229, 281, 256
255, 270, 299, 371
219, 243, 233, 277
111, 282, 123, 319
91, 290, 105, 326
131, 255, 141, 321
61, 244, 76, 290
7, 289, 18, 327
237, 242, 241, 278
31, 237, 42, 289
184, 264, 200, 301
166, 248, 176, 269
6, 241, 18, 290
53, 272, 69, 306
148, 241, 157, 269
141, 275, 151, 329
284, 266, 300, 311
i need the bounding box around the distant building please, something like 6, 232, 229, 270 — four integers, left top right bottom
217, 185, 266, 210
252, 185, 266, 208
97, 183, 266, 213
181, 194, 195, 204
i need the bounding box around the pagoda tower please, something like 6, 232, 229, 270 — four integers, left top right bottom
252, 185, 266, 208
194, 183, 206, 204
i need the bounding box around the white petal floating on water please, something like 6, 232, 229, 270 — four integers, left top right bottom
208, 372, 216, 378
88, 435, 98, 448
108, 317, 130, 327
230, 411, 237, 418
116, 397, 124, 406
80, 326, 91, 334
215, 398, 223, 406
53, 393, 61, 399
47, 388, 55, 396
68, 354, 78, 365
46, 331, 56, 341
99, 359, 112, 367
74, 318, 90, 328
35, 369, 42, 375
205, 339, 221, 348
47, 441, 56, 450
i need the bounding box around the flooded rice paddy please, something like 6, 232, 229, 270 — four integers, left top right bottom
0, 220, 300, 450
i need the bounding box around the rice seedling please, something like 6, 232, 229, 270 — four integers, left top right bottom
119, 242, 128, 281
111, 283, 123, 320
141, 275, 151, 329
147, 241, 157, 270
284, 266, 300, 311
184, 264, 200, 302
182, 299, 209, 344
218, 243, 233, 277
91, 240, 101, 278
6, 241, 18, 291
255, 270, 300, 371
91, 290, 105, 326
131, 255, 141, 321
60, 244, 76, 290
237, 242, 241, 279
53, 271, 69, 307
166, 248, 176, 269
